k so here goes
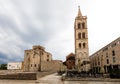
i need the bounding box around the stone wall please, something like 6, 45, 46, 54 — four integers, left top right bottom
90, 37, 120, 73
65, 53, 75, 69
23, 45, 52, 72
0, 73, 37, 80
41, 60, 61, 72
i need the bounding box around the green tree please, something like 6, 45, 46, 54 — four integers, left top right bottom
0, 64, 7, 70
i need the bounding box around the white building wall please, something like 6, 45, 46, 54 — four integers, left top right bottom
7, 62, 22, 70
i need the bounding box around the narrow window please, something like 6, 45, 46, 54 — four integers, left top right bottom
26, 53, 29, 55
34, 64, 36, 67
98, 62, 100, 65
113, 57, 116, 63
82, 32, 85, 38
78, 33, 81, 39
83, 43, 86, 48
82, 23, 85, 29
107, 59, 109, 64
79, 43, 81, 48
47, 59, 49, 61
31, 64, 32, 67
78, 23, 81, 29
112, 50, 115, 56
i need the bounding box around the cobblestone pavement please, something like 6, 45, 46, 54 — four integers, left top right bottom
37, 73, 64, 84
0, 73, 120, 84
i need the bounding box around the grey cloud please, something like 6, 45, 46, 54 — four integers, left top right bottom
0, 0, 74, 63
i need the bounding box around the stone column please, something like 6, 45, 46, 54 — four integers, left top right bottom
104, 66, 107, 73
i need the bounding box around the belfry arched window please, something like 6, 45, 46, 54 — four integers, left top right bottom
78, 23, 81, 29
83, 43, 86, 48
78, 33, 81, 39
79, 43, 81, 48
82, 32, 85, 38
82, 23, 85, 29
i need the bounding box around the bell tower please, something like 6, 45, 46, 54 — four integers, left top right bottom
74, 6, 90, 71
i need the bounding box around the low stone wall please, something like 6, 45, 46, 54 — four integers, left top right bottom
37, 71, 56, 78
0, 70, 23, 75
0, 73, 37, 80
0, 70, 57, 80
63, 77, 120, 82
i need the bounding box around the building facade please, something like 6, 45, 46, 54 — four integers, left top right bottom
74, 6, 90, 72
7, 62, 22, 70
23, 45, 52, 72
65, 53, 75, 69
90, 37, 120, 74
23, 45, 61, 72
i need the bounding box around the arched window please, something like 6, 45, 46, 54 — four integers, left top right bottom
82, 32, 85, 38
78, 23, 81, 29
34, 64, 36, 67
79, 43, 81, 48
83, 43, 86, 48
107, 59, 109, 64
112, 50, 115, 56
78, 33, 81, 39
82, 23, 85, 29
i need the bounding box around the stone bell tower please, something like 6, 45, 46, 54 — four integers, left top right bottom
74, 6, 90, 71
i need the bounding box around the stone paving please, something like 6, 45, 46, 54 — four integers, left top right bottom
0, 73, 120, 84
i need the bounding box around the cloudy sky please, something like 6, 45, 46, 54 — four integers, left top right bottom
0, 0, 120, 63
